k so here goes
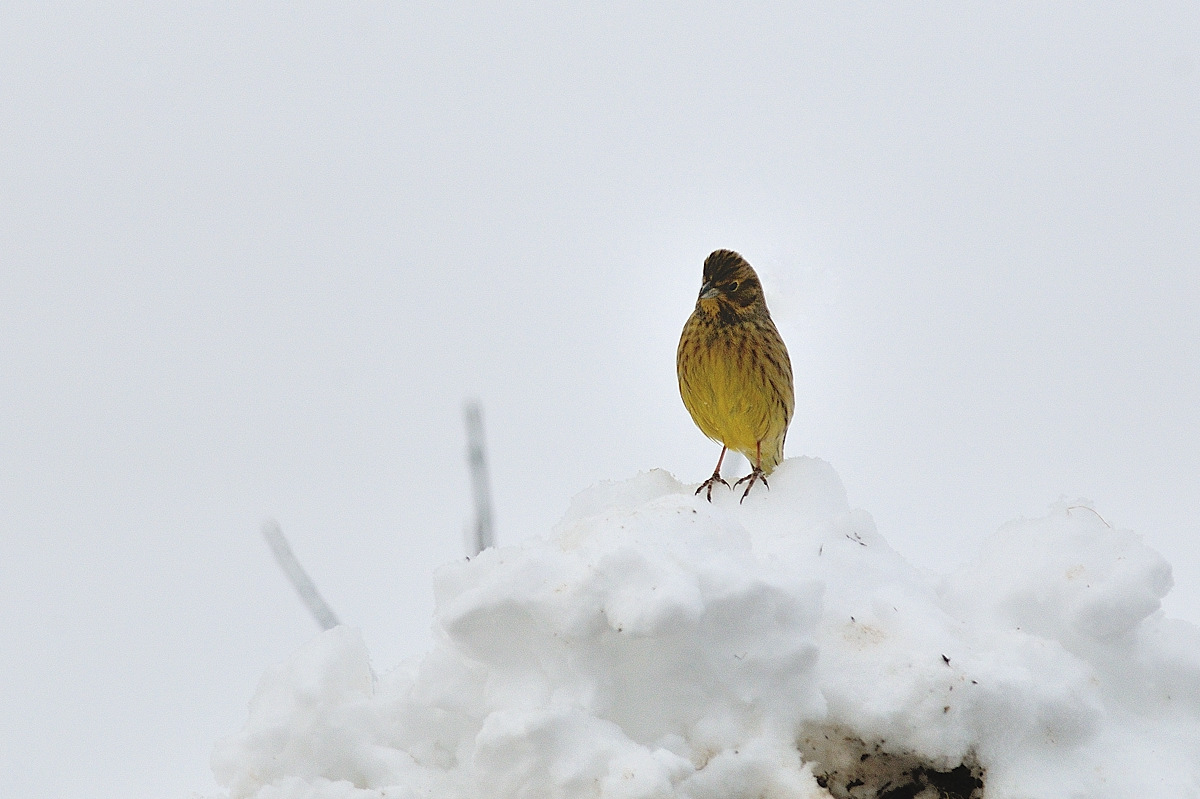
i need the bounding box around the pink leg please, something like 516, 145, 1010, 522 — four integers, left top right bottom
695, 446, 731, 502
733, 441, 770, 502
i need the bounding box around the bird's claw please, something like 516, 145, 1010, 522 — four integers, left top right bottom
695, 473, 730, 502
733, 469, 769, 503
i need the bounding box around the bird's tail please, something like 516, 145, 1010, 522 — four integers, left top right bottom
759, 436, 786, 474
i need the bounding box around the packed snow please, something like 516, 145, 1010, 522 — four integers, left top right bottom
208, 458, 1200, 798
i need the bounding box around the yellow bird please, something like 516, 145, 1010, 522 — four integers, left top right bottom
677, 249, 794, 501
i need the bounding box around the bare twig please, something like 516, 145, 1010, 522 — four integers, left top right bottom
464, 400, 496, 556
261, 519, 342, 630
1066, 505, 1113, 528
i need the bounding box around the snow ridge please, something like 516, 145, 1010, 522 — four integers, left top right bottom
210, 458, 1200, 798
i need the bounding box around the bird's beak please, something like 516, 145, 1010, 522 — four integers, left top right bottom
699, 282, 720, 300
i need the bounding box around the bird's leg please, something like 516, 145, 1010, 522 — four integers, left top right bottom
695, 446, 731, 502
734, 441, 770, 503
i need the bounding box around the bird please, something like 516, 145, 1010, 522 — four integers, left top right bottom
677, 249, 794, 502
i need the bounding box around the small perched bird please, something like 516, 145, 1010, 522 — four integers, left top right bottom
677, 249, 794, 502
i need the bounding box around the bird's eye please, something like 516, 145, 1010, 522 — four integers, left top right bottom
728, 281, 740, 292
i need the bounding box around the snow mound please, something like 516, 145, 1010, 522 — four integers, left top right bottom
211, 458, 1200, 798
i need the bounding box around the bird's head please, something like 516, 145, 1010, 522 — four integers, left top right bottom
696, 249, 766, 316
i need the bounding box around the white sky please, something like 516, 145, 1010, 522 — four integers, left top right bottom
2, 4, 1198, 798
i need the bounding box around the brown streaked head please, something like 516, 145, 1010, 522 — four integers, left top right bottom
697, 249, 765, 313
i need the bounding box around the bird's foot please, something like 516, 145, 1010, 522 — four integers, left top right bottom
695, 472, 730, 502
733, 468, 769, 503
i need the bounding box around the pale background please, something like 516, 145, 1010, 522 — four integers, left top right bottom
2, 4, 1197, 797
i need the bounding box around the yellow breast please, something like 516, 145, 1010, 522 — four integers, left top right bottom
677, 309, 794, 472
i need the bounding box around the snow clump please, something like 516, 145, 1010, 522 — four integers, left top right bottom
209, 458, 1200, 799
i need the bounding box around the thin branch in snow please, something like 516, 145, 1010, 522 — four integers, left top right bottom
464, 400, 496, 556
261, 519, 342, 631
